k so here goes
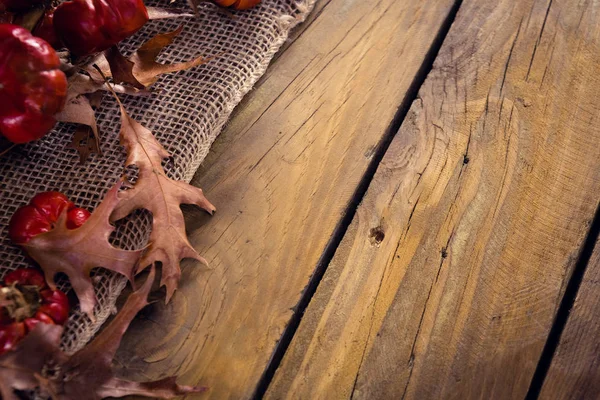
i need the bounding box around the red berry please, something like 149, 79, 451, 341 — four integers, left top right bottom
54, 0, 149, 56
67, 208, 91, 229
0, 24, 67, 143
9, 192, 90, 244
0, 322, 25, 355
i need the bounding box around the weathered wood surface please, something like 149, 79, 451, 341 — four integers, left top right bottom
266, 0, 600, 398
115, 0, 459, 398
540, 235, 600, 399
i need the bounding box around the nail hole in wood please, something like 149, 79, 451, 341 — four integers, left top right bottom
369, 226, 385, 246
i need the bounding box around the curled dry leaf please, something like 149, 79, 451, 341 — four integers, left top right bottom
0, 267, 206, 400
20, 182, 143, 320
109, 94, 215, 301
105, 45, 145, 89
0, 324, 63, 400
87, 26, 211, 88
66, 91, 103, 163
146, 6, 195, 19
55, 94, 102, 163
66, 72, 149, 99
55, 94, 99, 134
67, 125, 101, 164
57, 73, 149, 163
130, 25, 211, 87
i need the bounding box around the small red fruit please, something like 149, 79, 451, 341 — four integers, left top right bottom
0, 268, 70, 355
32, 8, 62, 49
9, 192, 90, 244
0, 24, 67, 143
53, 0, 149, 56
67, 207, 92, 229
0, 323, 25, 355
211, 0, 261, 10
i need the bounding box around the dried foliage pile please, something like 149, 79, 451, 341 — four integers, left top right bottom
0, 0, 263, 398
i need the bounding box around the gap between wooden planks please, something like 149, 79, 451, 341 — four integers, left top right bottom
114, 0, 459, 398
266, 0, 600, 399
537, 228, 600, 399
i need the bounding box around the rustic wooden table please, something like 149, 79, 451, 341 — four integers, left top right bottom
115, 0, 600, 398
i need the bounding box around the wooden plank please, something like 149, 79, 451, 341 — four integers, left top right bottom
113, 0, 459, 398
266, 0, 600, 398
540, 234, 600, 399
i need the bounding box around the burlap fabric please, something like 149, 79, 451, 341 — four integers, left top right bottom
0, 0, 314, 354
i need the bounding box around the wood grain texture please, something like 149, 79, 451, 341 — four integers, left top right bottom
540, 235, 600, 399
266, 0, 600, 398
114, 0, 458, 398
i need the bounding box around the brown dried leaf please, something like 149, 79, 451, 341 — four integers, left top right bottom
130, 25, 210, 87
55, 93, 99, 133
83, 54, 111, 81
85, 27, 210, 88
67, 72, 150, 100
53, 267, 206, 399
55, 94, 102, 163
68, 125, 101, 163
59, 74, 149, 163
22, 182, 143, 319
66, 73, 105, 100
135, 25, 184, 61
146, 6, 195, 19
0, 324, 64, 400
0, 268, 206, 400
88, 90, 104, 108
110, 97, 215, 301
105, 46, 145, 90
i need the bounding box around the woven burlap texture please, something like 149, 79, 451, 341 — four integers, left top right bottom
0, 0, 315, 354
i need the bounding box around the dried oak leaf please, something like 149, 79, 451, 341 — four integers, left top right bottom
0, 267, 206, 400
58, 72, 150, 163
43, 267, 206, 399
0, 324, 63, 400
66, 91, 103, 163
66, 71, 149, 98
130, 25, 210, 87
55, 94, 102, 163
21, 182, 143, 319
110, 98, 215, 301
67, 125, 101, 164
88, 26, 210, 88
105, 45, 145, 89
